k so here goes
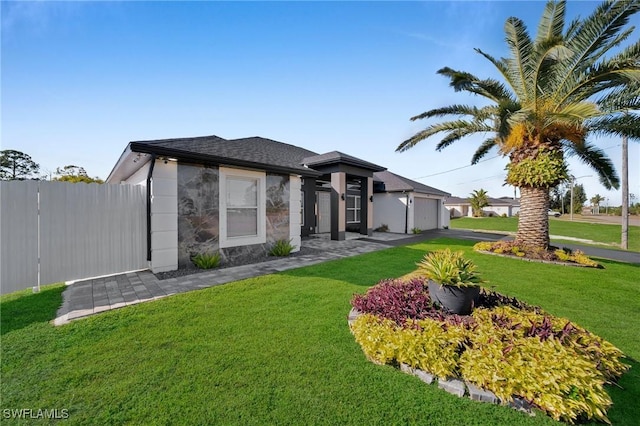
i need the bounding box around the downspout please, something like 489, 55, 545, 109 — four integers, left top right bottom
146, 154, 156, 262
404, 192, 409, 234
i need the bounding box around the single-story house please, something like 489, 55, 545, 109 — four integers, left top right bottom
445, 196, 520, 218
372, 171, 450, 233
107, 135, 449, 272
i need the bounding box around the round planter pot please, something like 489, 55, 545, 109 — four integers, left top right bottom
427, 280, 480, 315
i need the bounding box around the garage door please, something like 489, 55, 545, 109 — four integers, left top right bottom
414, 198, 439, 230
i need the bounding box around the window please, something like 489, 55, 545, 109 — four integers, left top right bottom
227, 177, 258, 237
220, 168, 266, 248
346, 195, 361, 223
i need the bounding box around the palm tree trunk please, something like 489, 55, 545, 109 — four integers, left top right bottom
515, 186, 550, 249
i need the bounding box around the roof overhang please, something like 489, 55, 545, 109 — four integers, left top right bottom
127, 142, 322, 178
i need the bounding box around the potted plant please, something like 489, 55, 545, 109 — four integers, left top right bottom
417, 248, 484, 315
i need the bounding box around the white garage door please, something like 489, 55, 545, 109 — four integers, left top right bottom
414, 198, 439, 230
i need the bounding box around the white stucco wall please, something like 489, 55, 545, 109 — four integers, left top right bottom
289, 176, 302, 253
150, 160, 178, 273
483, 205, 511, 217
441, 205, 450, 228
373, 193, 410, 234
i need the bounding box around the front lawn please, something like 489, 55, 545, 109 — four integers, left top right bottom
2, 239, 637, 425
450, 216, 640, 252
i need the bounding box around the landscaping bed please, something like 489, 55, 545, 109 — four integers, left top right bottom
350, 278, 629, 424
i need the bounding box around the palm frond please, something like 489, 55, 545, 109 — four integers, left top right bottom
588, 113, 640, 140
471, 138, 498, 164
474, 48, 522, 98
436, 67, 514, 103
554, 0, 640, 102
396, 120, 493, 153
564, 140, 620, 189
535, 0, 566, 46
410, 105, 495, 121
596, 83, 640, 112
504, 17, 534, 104
551, 102, 602, 123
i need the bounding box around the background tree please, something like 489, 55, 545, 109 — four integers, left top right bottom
590, 194, 605, 214
0, 150, 40, 181
396, 0, 640, 250
53, 165, 104, 184
549, 186, 565, 211
564, 184, 587, 214
469, 189, 489, 217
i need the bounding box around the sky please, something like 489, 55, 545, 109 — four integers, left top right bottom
2, 0, 638, 206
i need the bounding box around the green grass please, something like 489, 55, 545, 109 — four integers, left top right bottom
2, 240, 638, 425
450, 216, 640, 252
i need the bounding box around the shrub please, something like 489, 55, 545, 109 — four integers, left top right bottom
411, 227, 421, 234
191, 252, 221, 269
473, 241, 602, 268
416, 249, 483, 287
351, 314, 465, 378
374, 224, 389, 232
351, 278, 436, 325
350, 281, 628, 424
268, 239, 296, 257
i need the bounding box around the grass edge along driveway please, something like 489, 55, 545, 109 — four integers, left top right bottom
449, 216, 640, 252
2, 238, 638, 425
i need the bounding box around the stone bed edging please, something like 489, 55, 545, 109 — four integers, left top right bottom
347, 307, 535, 416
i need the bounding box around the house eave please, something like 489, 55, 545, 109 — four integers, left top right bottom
129, 142, 322, 178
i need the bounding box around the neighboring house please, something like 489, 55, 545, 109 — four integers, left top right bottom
445, 196, 520, 218
372, 171, 450, 233
107, 135, 448, 273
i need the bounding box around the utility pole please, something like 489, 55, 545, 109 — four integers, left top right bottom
570, 177, 574, 221
622, 134, 629, 249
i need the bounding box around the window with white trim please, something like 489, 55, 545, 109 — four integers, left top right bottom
346, 195, 361, 223
220, 168, 266, 248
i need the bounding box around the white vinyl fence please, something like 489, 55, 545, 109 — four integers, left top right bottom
1, 181, 147, 294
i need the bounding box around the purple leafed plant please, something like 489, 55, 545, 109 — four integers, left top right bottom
351, 278, 445, 324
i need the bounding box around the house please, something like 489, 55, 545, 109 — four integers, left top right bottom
107, 135, 449, 273
372, 171, 450, 233
445, 196, 520, 218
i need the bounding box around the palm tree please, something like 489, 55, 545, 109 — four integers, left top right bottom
469, 189, 490, 217
397, 0, 640, 250
590, 194, 605, 214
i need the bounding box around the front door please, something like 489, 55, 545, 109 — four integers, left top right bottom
316, 192, 331, 233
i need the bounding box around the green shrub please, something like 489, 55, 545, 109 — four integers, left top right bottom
416, 249, 483, 287
268, 239, 296, 257
411, 227, 422, 234
191, 252, 221, 269
474, 241, 601, 268
350, 303, 628, 424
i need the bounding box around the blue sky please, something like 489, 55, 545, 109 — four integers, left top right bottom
2, 1, 638, 205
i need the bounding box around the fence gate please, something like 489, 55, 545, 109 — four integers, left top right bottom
1, 181, 147, 294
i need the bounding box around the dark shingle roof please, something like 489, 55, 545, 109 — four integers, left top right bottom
374, 170, 450, 196
303, 151, 386, 172
129, 135, 321, 177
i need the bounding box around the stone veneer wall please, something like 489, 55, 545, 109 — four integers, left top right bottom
177, 166, 291, 268
177, 164, 219, 268
266, 174, 290, 243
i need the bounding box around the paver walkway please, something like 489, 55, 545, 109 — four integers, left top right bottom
53, 228, 638, 325
54, 232, 408, 325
